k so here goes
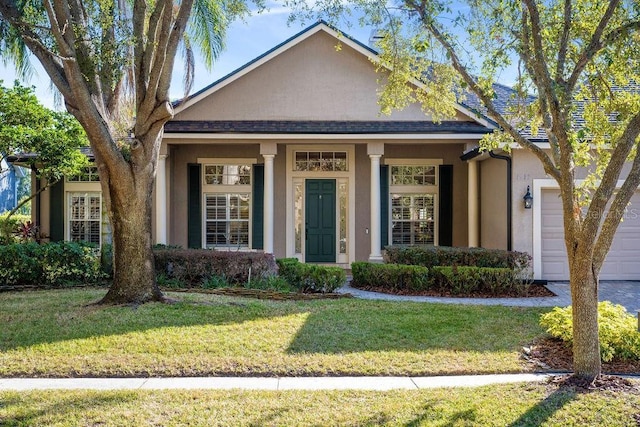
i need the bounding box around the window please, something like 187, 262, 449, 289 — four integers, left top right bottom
68, 193, 101, 244
294, 151, 347, 172
67, 166, 100, 182
391, 165, 436, 186
205, 194, 250, 247
388, 161, 440, 246
204, 164, 251, 185
391, 194, 435, 245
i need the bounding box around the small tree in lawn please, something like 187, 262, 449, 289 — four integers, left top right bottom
288, 0, 640, 383
0, 81, 88, 239
0, 0, 252, 304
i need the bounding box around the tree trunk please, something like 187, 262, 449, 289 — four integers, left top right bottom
99, 167, 163, 305
569, 261, 601, 382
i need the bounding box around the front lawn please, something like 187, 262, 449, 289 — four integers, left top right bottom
0, 288, 547, 377
1, 383, 639, 426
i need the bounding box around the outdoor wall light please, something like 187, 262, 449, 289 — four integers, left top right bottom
523, 185, 533, 209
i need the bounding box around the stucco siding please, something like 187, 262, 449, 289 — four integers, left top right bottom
175, 31, 471, 122
480, 158, 507, 249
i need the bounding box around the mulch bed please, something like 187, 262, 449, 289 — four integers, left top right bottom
525, 337, 640, 393
350, 283, 556, 298
166, 287, 352, 300
524, 336, 640, 376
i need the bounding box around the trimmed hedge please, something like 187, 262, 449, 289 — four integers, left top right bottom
350, 262, 527, 296
540, 301, 640, 362
430, 266, 524, 295
154, 249, 278, 288
384, 245, 531, 272
276, 258, 346, 293
0, 241, 104, 289
351, 262, 429, 292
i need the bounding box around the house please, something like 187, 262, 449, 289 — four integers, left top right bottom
0, 159, 27, 214
26, 21, 640, 281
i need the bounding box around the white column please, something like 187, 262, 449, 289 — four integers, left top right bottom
468, 160, 479, 247
263, 154, 275, 254
369, 154, 383, 262
155, 154, 168, 245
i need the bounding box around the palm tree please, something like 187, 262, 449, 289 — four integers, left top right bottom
0, 0, 248, 304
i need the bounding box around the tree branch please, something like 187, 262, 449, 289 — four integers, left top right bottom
587, 113, 640, 270
555, 0, 572, 83
566, 0, 626, 91
405, 0, 560, 180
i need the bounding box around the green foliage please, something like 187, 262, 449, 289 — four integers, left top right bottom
245, 275, 294, 293
0, 213, 30, 244
540, 301, 640, 362
384, 246, 531, 272
351, 262, 430, 292
154, 249, 278, 288
0, 242, 104, 289
202, 275, 231, 289
0, 82, 88, 183
276, 258, 346, 293
430, 266, 524, 296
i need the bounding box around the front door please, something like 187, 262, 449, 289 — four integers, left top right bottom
305, 179, 336, 263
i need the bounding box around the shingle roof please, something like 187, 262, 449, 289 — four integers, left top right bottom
163, 120, 491, 134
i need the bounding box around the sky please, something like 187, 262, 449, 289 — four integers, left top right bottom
0, 6, 374, 110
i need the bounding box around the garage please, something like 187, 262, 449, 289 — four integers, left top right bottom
541, 189, 640, 280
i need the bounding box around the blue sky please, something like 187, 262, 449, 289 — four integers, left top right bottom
0, 7, 374, 110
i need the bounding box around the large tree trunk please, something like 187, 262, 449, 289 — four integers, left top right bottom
98, 154, 163, 305
569, 257, 601, 382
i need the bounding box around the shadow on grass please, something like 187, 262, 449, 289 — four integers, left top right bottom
0, 391, 139, 425
507, 386, 577, 426
1, 289, 544, 361
0, 288, 307, 351
285, 302, 545, 354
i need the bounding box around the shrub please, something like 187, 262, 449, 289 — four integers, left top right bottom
276, 258, 346, 293
540, 301, 640, 362
153, 249, 278, 288
246, 275, 294, 293
0, 213, 32, 245
0, 241, 103, 289
384, 246, 531, 274
430, 266, 524, 295
351, 262, 430, 292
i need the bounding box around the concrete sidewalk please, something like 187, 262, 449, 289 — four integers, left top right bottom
0, 374, 559, 391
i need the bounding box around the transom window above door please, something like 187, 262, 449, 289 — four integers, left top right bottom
391, 165, 436, 186
204, 164, 251, 185
294, 151, 348, 172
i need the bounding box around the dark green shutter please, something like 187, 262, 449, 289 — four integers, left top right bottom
187, 163, 202, 248
380, 165, 389, 250
252, 164, 264, 250
438, 165, 453, 247
49, 180, 65, 241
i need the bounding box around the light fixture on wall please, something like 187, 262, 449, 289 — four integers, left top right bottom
523, 185, 533, 209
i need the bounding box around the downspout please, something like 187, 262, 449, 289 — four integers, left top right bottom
488, 151, 512, 251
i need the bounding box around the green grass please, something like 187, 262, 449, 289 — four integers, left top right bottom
1, 383, 639, 426
0, 288, 549, 377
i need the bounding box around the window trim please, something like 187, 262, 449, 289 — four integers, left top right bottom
197, 158, 256, 249
65, 191, 102, 246
385, 159, 441, 246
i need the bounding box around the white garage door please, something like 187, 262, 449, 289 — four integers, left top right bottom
541, 189, 640, 280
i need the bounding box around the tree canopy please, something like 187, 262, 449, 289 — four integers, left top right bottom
288, 0, 640, 383
0, 81, 88, 215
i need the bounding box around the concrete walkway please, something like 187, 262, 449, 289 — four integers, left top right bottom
0, 374, 562, 391
337, 281, 640, 313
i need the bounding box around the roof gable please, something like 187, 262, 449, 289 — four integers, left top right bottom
173, 22, 492, 127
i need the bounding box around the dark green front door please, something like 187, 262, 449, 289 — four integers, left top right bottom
305, 179, 336, 263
